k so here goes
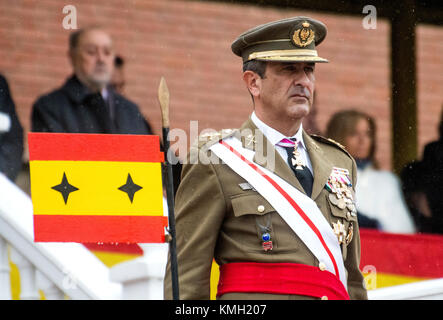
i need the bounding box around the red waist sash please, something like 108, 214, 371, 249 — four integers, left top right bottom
217, 262, 350, 300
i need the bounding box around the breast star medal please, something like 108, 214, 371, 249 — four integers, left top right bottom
332, 220, 347, 245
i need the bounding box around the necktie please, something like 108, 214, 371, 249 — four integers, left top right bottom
278, 138, 313, 197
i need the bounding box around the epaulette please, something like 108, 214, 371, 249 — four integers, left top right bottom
310, 134, 353, 159
197, 128, 237, 149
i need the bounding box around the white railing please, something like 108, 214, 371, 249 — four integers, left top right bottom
110, 243, 168, 300
0, 173, 122, 300
368, 278, 443, 300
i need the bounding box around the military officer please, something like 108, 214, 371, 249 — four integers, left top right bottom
164, 16, 368, 300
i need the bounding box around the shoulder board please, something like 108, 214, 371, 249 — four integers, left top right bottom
310, 134, 353, 159
198, 128, 237, 149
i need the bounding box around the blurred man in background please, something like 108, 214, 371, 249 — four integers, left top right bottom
0, 74, 23, 182
31, 26, 153, 135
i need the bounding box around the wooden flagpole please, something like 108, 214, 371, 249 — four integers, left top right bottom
158, 77, 179, 300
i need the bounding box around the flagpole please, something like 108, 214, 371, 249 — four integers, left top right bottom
158, 77, 180, 300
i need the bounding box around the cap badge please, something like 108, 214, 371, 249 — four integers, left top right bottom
292, 21, 315, 47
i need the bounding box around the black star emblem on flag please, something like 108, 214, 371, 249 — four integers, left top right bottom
51, 172, 79, 204
118, 173, 143, 203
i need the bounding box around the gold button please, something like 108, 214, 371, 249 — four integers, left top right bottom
257, 205, 265, 213
319, 262, 326, 271
321, 296, 328, 300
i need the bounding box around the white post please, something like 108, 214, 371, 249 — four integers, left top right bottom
0, 237, 11, 300
36, 271, 65, 300
9, 247, 39, 300
142, 244, 168, 299
110, 243, 168, 300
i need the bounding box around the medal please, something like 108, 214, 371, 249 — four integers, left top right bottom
329, 192, 338, 205
332, 220, 347, 245
257, 216, 273, 252
262, 232, 271, 242
326, 167, 356, 212
346, 203, 355, 212
261, 232, 272, 252
261, 232, 273, 251
333, 167, 349, 175
291, 149, 304, 170
337, 197, 346, 210
262, 240, 273, 251
346, 222, 354, 245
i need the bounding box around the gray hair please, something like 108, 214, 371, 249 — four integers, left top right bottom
243, 59, 267, 78
68, 26, 105, 51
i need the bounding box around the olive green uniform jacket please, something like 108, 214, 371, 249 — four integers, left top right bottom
164, 118, 368, 300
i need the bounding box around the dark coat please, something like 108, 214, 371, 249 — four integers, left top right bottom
422, 139, 443, 232
0, 74, 24, 181
31, 75, 182, 194
31, 75, 153, 134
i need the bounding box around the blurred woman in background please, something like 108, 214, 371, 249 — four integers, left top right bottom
326, 110, 415, 233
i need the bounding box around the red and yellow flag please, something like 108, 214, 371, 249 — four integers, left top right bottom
359, 229, 443, 288
28, 133, 168, 243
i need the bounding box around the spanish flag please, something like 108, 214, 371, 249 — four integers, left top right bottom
359, 229, 443, 289
28, 133, 168, 243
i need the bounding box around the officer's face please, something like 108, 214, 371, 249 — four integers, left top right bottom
253, 61, 315, 129
70, 29, 115, 90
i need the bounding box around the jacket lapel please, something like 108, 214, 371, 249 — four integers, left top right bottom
62, 75, 90, 104
303, 131, 333, 200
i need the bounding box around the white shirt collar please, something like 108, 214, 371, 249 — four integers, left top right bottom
101, 87, 109, 100
250, 111, 306, 150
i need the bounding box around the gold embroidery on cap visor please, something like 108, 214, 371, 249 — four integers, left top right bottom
292, 21, 315, 47
248, 49, 328, 62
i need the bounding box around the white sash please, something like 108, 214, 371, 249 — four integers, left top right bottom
210, 136, 347, 289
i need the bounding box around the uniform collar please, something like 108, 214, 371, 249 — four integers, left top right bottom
250, 111, 306, 150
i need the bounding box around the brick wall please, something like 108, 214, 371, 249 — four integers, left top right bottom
0, 0, 441, 170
